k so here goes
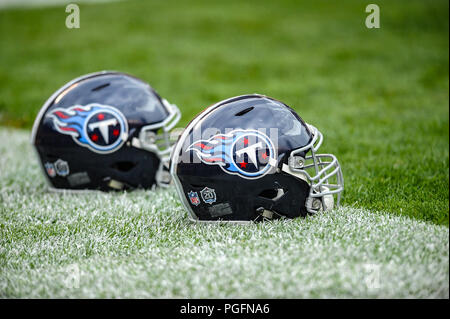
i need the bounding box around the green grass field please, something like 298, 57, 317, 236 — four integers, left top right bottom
0, 0, 448, 298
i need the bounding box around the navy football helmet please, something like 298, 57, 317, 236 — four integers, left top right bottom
170, 94, 343, 222
32, 71, 180, 191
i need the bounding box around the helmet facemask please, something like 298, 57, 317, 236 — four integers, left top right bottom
131, 98, 181, 187
282, 124, 344, 214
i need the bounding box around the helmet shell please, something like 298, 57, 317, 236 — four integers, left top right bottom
32, 71, 171, 190
171, 94, 314, 221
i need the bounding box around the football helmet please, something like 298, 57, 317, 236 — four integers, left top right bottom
170, 94, 343, 222
32, 71, 180, 191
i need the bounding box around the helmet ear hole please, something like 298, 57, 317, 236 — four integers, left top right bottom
110, 161, 136, 172
258, 188, 285, 201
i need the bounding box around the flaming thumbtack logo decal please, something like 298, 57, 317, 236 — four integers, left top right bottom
47, 104, 128, 154
187, 129, 277, 179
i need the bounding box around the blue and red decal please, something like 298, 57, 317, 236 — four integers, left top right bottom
188, 191, 201, 206
47, 104, 128, 154
187, 129, 277, 179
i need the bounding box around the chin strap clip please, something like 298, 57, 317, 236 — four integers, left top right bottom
107, 179, 125, 190
256, 207, 273, 221
255, 207, 283, 221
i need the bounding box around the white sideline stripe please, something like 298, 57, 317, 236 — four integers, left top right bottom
0, 0, 122, 10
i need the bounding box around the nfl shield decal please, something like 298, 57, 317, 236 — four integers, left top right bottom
187, 129, 277, 179
188, 191, 201, 206
44, 162, 56, 178
47, 103, 128, 154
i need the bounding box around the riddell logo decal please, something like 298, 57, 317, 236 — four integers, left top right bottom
187, 129, 277, 179
47, 104, 128, 154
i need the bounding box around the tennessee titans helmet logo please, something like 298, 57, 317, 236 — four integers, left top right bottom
187, 129, 277, 179
47, 104, 128, 154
